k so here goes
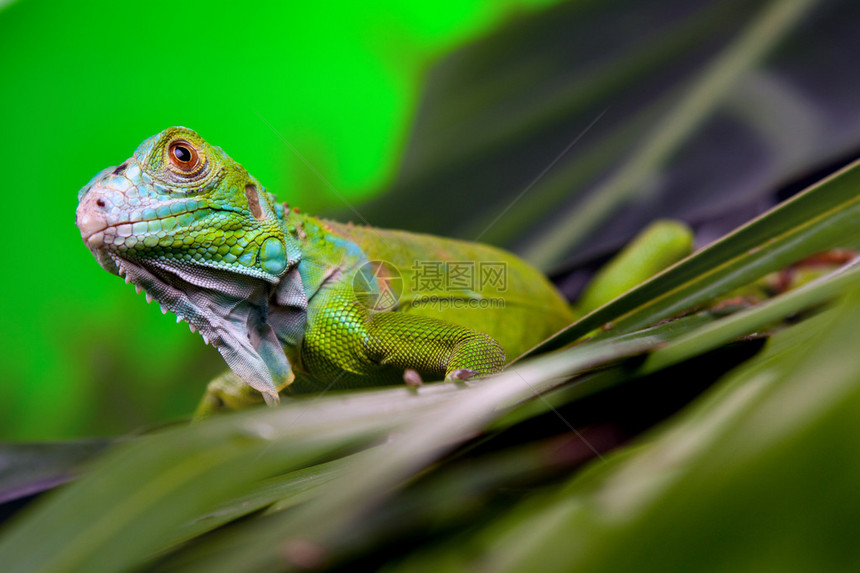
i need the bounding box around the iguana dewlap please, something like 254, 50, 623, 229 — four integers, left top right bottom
76, 127, 574, 404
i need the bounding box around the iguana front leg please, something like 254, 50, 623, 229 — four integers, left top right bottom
299, 284, 506, 386
364, 312, 506, 380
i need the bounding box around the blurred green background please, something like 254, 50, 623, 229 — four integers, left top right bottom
0, 0, 558, 439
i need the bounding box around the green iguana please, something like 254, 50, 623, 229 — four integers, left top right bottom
75, 127, 690, 412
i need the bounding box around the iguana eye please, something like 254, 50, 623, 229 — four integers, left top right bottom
168, 140, 199, 171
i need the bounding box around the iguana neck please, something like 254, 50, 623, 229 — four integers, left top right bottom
279, 212, 369, 303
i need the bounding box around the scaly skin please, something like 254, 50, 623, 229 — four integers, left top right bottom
76, 127, 574, 408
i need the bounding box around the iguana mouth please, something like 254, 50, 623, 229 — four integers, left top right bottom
76, 187, 212, 251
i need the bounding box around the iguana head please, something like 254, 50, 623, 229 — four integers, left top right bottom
77, 126, 297, 281
76, 127, 303, 403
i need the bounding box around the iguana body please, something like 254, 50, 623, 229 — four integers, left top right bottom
76, 127, 574, 406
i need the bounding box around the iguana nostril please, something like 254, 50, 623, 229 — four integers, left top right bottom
96, 198, 106, 208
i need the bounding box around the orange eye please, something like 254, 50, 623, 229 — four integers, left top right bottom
168, 140, 199, 171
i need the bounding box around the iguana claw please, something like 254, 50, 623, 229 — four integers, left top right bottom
446, 368, 479, 381
403, 369, 423, 387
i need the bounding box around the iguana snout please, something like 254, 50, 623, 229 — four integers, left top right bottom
76, 189, 109, 249
76, 170, 137, 253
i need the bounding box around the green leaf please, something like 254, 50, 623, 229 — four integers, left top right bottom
0, 391, 432, 573
169, 454, 351, 547
142, 336, 670, 573
387, 287, 860, 572
523, 157, 860, 357
0, 440, 113, 503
